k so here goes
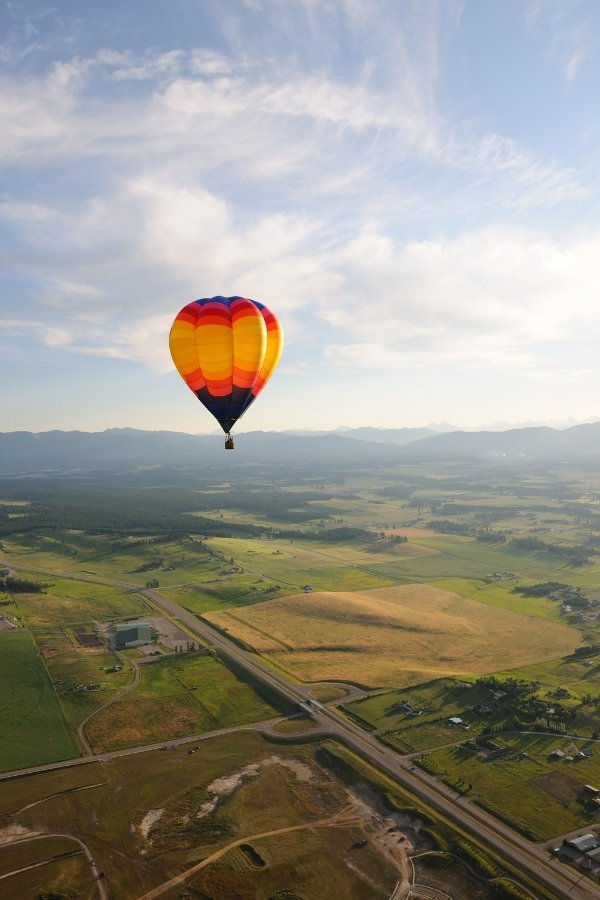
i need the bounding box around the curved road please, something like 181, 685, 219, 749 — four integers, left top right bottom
0, 832, 106, 900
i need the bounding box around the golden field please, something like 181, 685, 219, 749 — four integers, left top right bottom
205, 584, 581, 688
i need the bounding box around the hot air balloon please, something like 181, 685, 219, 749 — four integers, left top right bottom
169, 296, 284, 449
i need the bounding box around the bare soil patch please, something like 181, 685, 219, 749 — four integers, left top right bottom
531, 771, 585, 804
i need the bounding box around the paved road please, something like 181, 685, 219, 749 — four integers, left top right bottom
3, 558, 599, 899
0, 718, 284, 783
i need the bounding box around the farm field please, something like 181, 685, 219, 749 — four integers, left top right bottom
0, 631, 79, 771
420, 732, 600, 841
431, 577, 565, 621
11, 573, 152, 627
84, 651, 280, 751
204, 583, 581, 688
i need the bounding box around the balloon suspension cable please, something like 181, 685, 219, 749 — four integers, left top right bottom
225, 433, 235, 450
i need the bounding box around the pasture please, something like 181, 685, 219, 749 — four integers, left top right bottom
205, 584, 581, 688
85, 652, 279, 751
0, 631, 79, 771
12, 573, 151, 627
421, 733, 600, 840
343, 677, 489, 738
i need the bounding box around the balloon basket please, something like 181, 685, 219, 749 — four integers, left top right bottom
225, 435, 235, 450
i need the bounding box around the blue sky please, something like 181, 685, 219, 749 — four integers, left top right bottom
2, 0, 600, 433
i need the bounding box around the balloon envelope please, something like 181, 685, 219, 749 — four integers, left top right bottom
169, 295, 284, 434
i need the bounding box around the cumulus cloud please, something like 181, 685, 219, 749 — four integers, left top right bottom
3, 169, 600, 385
321, 226, 600, 374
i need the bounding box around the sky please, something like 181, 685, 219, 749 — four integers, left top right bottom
2, 0, 600, 434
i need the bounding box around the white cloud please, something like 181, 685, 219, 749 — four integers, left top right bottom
320, 226, 600, 374
526, 0, 591, 81
4, 168, 600, 386
0, 42, 583, 213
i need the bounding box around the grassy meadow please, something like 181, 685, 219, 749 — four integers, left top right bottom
85, 652, 279, 751
0, 840, 93, 900
0, 631, 79, 771
205, 583, 580, 688
11, 573, 151, 627
420, 732, 600, 841
5, 455, 600, 891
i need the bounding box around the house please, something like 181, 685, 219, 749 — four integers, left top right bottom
489, 690, 507, 701
584, 785, 600, 795
448, 717, 463, 726
564, 834, 599, 853
549, 749, 565, 760
580, 748, 594, 759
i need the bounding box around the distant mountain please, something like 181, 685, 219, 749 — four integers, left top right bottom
284, 426, 438, 445
0, 428, 398, 473
1, 421, 600, 474
397, 421, 600, 459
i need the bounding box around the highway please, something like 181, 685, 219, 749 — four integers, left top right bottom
2, 561, 600, 898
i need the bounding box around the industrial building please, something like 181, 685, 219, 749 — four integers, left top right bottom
114, 621, 152, 648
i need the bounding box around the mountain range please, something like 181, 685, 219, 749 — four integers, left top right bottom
1, 421, 600, 473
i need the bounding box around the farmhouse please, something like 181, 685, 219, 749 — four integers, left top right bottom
114, 622, 152, 648
448, 717, 463, 726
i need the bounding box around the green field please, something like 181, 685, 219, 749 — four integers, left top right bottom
12, 573, 152, 627
0, 631, 79, 771
420, 732, 600, 840
85, 652, 280, 751
344, 678, 491, 749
